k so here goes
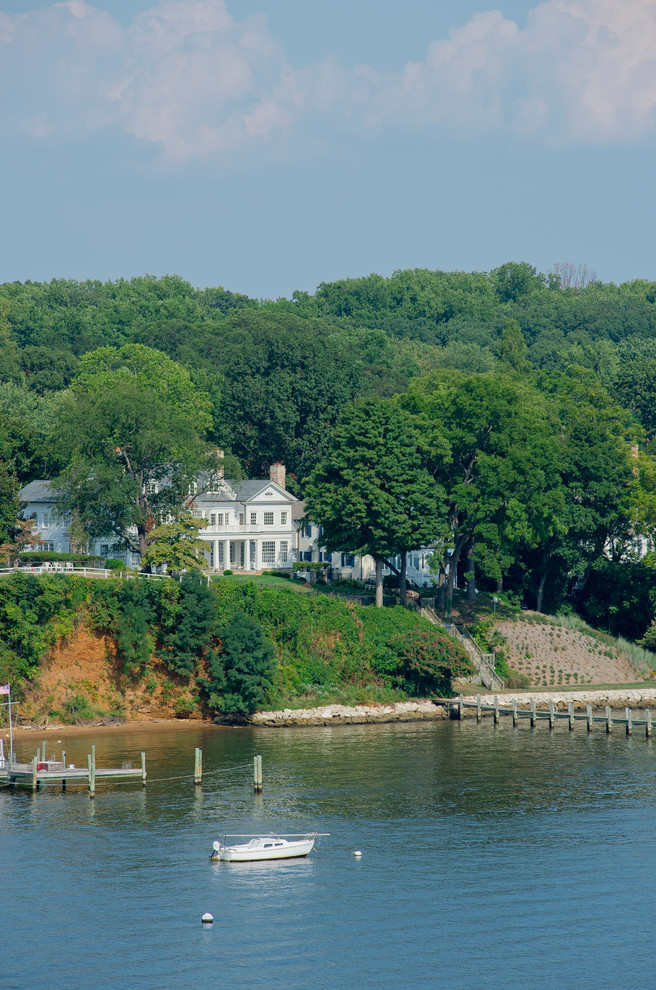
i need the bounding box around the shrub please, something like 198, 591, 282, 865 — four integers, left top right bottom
212, 611, 276, 714
387, 628, 472, 697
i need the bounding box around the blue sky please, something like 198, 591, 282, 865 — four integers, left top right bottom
1, 0, 655, 298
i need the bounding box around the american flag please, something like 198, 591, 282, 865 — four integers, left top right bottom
0, 684, 10, 695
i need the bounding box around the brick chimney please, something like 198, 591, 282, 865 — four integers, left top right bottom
269, 463, 286, 489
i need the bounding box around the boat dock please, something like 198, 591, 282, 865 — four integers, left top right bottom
448, 694, 653, 737
0, 741, 146, 795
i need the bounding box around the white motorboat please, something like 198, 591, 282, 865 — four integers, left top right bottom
210, 833, 327, 862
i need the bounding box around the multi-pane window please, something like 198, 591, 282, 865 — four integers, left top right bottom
37, 542, 54, 552
217, 513, 224, 525
239, 514, 244, 525
281, 512, 288, 526
210, 513, 216, 526
250, 512, 257, 525
41, 514, 50, 528
261, 541, 275, 563
341, 553, 355, 568
263, 512, 274, 525
280, 541, 288, 562
187, 481, 198, 496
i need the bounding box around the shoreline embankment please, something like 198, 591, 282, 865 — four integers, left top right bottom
6, 688, 656, 738
250, 688, 656, 727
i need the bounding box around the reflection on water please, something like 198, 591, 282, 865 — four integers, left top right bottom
3, 720, 656, 989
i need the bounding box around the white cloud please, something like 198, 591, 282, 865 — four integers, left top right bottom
0, 0, 655, 161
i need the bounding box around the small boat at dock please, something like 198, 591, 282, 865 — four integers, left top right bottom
210, 833, 328, 862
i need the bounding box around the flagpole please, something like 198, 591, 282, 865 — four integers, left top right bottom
8, 685, 12, 769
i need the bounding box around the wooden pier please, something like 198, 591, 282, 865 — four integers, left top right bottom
0, 740, 146, 795
448, 694, 653, 738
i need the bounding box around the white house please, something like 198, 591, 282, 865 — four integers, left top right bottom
19, 465, 298, 574
191, 465, 297, 572
292, 499, 439, 588
19, 465, 440, 584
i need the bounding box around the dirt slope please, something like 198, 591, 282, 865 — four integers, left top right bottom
19, 623, 199, 724
497, 615, 646, 686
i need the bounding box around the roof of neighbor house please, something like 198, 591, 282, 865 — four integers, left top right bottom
194, 479, 296, 504
292, 499, 306, 522
20, 477, 298, 508
19, 481, 59, 503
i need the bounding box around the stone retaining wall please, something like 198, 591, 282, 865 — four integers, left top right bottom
248, 689, 656, 727
250, 700, 447, 727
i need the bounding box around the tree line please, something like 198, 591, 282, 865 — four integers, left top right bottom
0, 264, 655, 643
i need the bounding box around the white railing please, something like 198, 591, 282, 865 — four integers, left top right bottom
0, 565, 172, 581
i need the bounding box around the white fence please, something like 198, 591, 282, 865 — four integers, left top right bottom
0, 565, 171, 581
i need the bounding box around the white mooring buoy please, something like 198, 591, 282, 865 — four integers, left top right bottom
353, 850, 362, 857
202, 913, 214, 925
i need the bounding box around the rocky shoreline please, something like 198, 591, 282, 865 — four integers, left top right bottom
249, 689, 656, 727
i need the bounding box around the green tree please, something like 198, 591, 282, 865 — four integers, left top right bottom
141, 512, 209, 573
53, 345, 213, 560
214, 612, 276, 715
612, 356, 656, 435
497, 320, 531, 374
490, 262, 546, 303
525, 367, 636, 610
305, 398, 445, 606
400, 371, 566, 612
160, 569, 217, 676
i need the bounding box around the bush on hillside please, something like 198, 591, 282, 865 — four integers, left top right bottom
387, 628, 472, 697
211, 611, 276, 714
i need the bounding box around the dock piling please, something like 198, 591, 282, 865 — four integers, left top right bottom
530, 699, 536, 727
254, 754, 263, 793
88, 753, 95, 799
625, 707, 632, 736
141, 751, 146, 786
193, 747, 202, 785
647, 710, 652, 739
606, 706, 613, 734
587, 705, 593, 732
61, 749, 66, 790
549, 702, 555, 730
493, 696, 499, 725
568, 703, 575, 731
476, 694, 481, 722
41, 741, 46, 763
31, 754, 38, 791
512, 699, 518, 727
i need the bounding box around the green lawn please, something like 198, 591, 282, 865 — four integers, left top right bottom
211, 573, 314, 593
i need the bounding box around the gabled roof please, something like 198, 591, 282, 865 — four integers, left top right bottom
193, 479, 296, 506
19, 480, 59, 503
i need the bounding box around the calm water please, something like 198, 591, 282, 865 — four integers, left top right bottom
3, 719, 656, 990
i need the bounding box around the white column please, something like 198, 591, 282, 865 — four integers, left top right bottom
213, 539, 220, 571
254, 540, 260, 571
222, 540, 230, 570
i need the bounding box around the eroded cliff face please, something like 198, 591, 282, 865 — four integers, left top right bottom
20, 622, 202, 724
